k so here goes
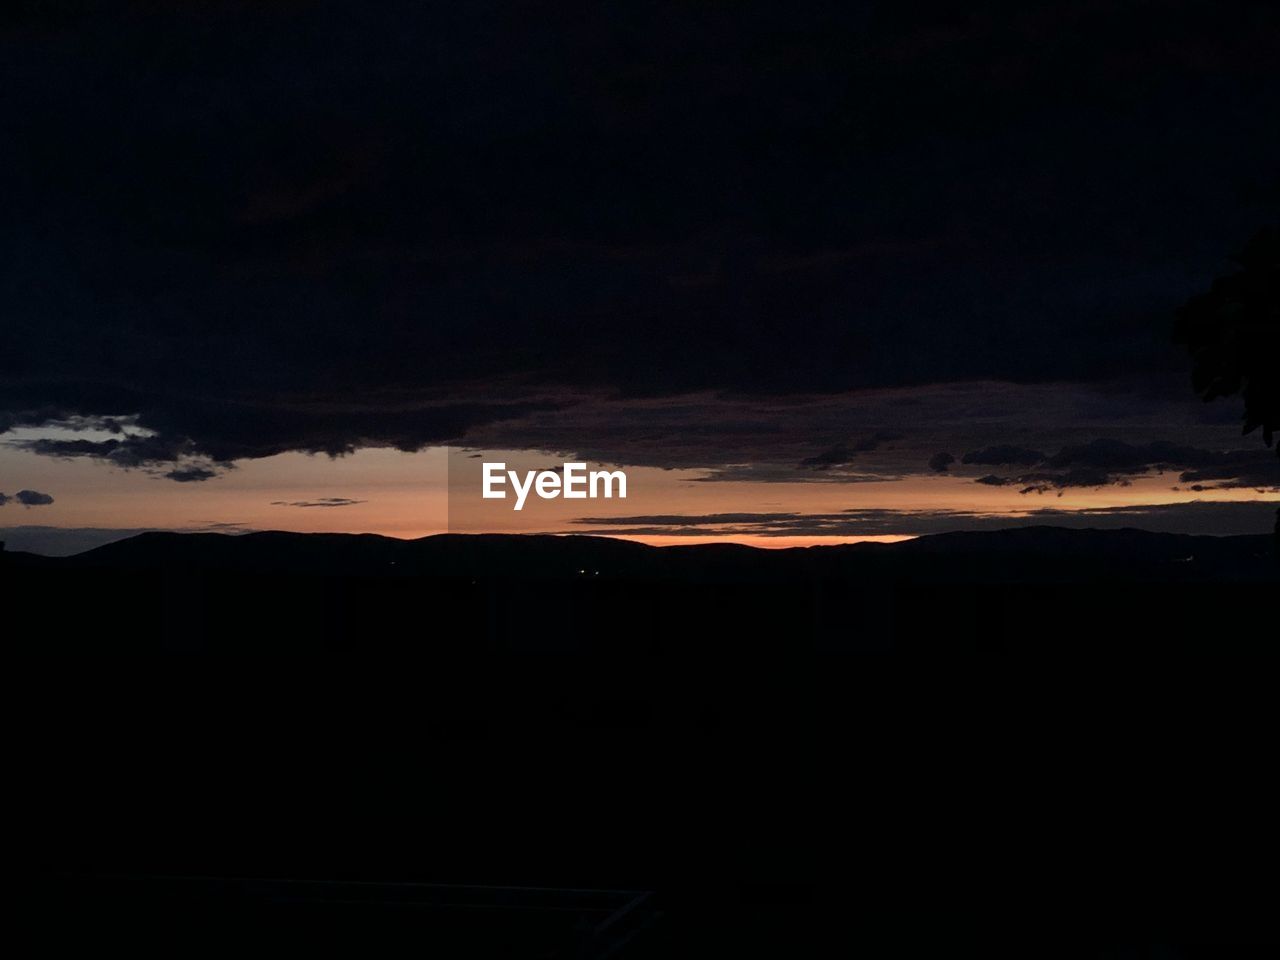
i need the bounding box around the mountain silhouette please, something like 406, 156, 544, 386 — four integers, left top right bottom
6, 526, 1275, 656
18, 525, 1272, 581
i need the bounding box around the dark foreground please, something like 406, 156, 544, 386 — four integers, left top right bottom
10, 529, 1280, 956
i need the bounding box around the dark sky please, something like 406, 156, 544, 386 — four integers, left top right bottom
2, 0, 1278, 533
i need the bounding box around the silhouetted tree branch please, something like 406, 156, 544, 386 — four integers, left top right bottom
1175, 226, 1279, 544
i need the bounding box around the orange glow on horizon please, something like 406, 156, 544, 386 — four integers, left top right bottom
606, 533, 916, 549
2, 441, 1276, 553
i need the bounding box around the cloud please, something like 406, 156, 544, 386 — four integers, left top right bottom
165, 466, 219, 483
270, 497, 367, 508
961, 445, 1046, 467
459, 380, 1233, 481
1183, 474, 1280, 491
4, 3, 1277, 476
799, 432, 903, 470
966, 439, 1279, 494
928, 451, 956, 472
0, 489, 55, 507
17, 434, 232, 481
1046, 439, 1191, 472
799, 445, 859, 470
1175, 458, 1280, 491
8, 399, 555, 477
21, 435, 195, 467
973, 469, 1117, 495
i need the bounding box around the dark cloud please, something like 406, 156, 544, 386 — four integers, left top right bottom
0, 489, 55, 507
1183, 474, 1279, 491
928, 451, 955, 473
1046, 439, 1195, 471
798, 445, 854, 470
21, 435, 185, 466
4, 2, 1278, 474
974, 470, 1117, 494
18, 434, 229, 480
467, 383, 1182, 474
165, 466, 219, 483
7, 397, 560, 475
961, 446, 1046, 467
1173, 446, 1280, 489
966, 440, 1278, 494
1017, 470, 1123, 495
454, 385, 1279, 488
799, 433, 901, 470
270, 498, 367, 508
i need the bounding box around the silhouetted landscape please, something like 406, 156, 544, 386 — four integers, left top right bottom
8, 527, 1276, 655
14, 527, 1279, 957
7, 0, 1278, 955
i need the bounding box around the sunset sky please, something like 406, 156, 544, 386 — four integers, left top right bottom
2, 2, 1277, 555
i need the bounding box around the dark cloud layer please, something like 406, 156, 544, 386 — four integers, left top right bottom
963, 439, 1279, 494
3, 2, 1279, 475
